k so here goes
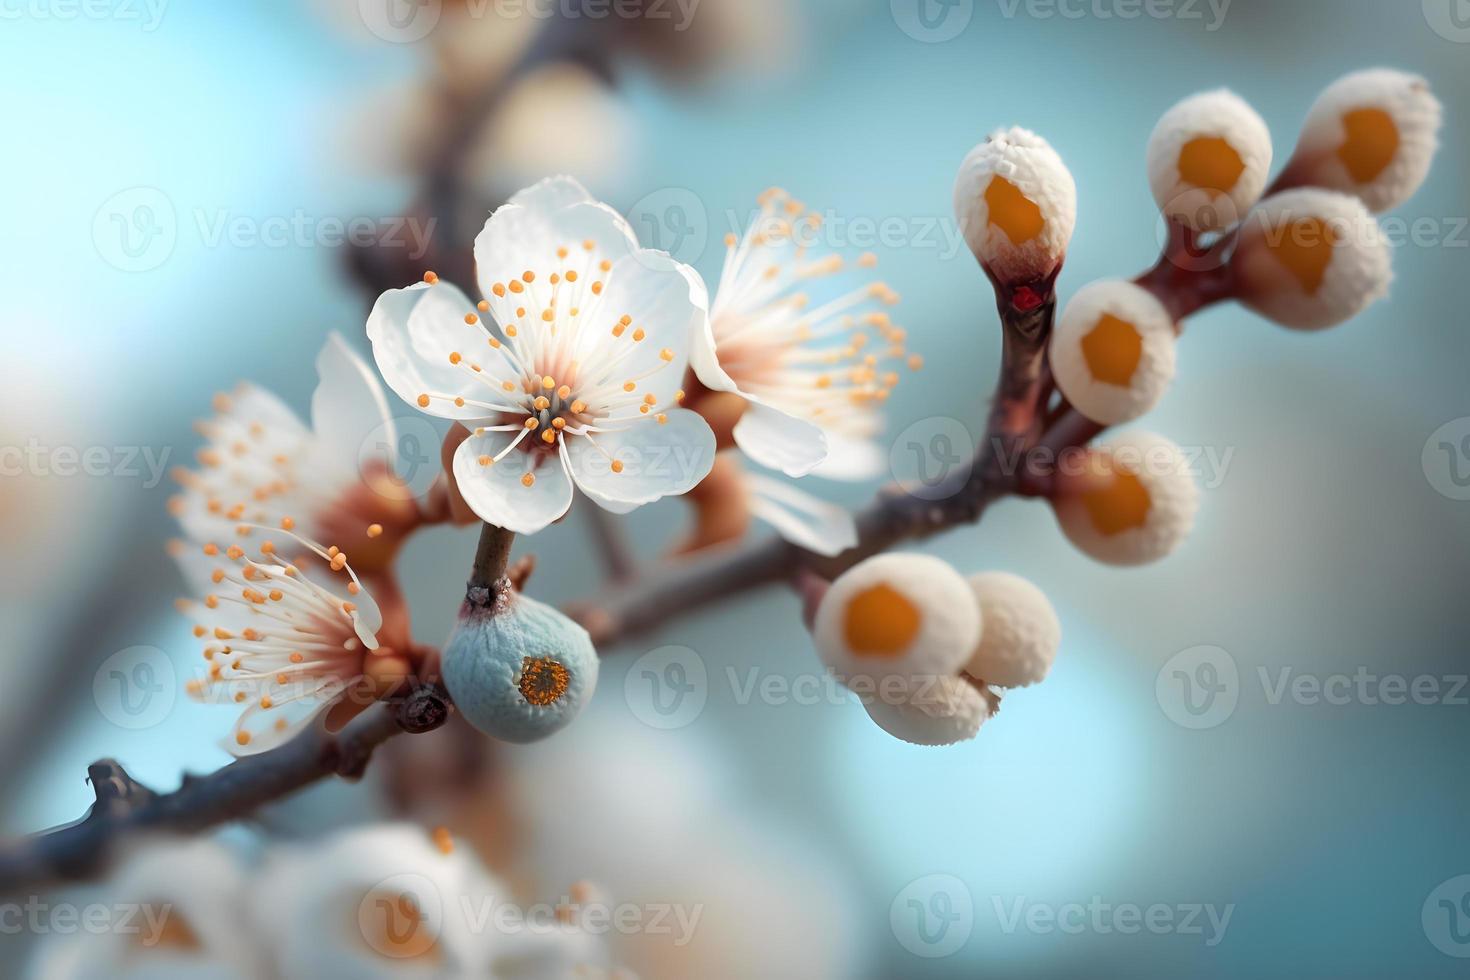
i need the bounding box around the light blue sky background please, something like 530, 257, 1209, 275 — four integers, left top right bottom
2, 1, 1469, 976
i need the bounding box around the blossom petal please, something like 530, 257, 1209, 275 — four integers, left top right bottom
577, 251, 708, 408
689, 310, 742, 395
367, 280, 518, 421
310, 332, 397, 479
452, 429, 574, 534
746, 472, 857, 557
734, 401, 828, 477
510, 173, 596, 213
227, 680, 349, 756
225, 383, 310, 440
567, 408, 715, 508
473, 178, 638, 301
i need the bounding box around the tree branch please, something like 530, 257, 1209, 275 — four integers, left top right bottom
569, 288, 1061, 647
0, 688, 450, 893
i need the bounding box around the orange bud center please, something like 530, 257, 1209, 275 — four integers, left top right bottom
1337, 107, 1399, 184
1081, 314, 1144, 386
843, 584, 921, 658
136, 905, 201, 951
519, 656, 571, 707
361, 891, 440, 963
985, 176, 1045, 245
1268, 217, 1339, 295
1177, 136, 1245, 195
1083, 469, 1153, 537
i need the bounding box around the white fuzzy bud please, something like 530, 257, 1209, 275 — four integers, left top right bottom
1053, 431, 1199, 567
953, 127, 1077, 284
1147, 89, 1273, 233
1050, 280, 1177, 425
962, 573, 1061, 689
1232, 188, 1392, 331
1285, 68, 1441, 214
812, 553, 981, 689
863, 674, 994, 747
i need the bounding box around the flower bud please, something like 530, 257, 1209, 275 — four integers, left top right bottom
1147, 89, 1272, 233
1284, 68, 1441, 213
962, 572, 1060, 689
864, 674, 995, 747
1232, 189, 1392, 331
953, 127, 1077, 285
1050, 280, 1177, 425
1052, 432, 1199, 567
443, 592, 598, 743
812, 553, 981, 688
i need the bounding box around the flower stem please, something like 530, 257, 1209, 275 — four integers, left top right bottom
467, 523, 517, 607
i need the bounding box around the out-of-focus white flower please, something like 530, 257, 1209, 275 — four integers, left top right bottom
863, 673, 995, 747
962, 572, 1061, 689
1050, 279, 1177, 425
172, 524, 385, 756
25, 837, 262, 980
690, 189, 911, 478
314, 0, 536, 89
1052, 431, 1200, 567
1232, 189, 1392, 331
603, 0, 796, 84
1283, 68, 1441, 214
169, 334, 405, 560
432, 4, 541, 93
252, 824, 611, 979
1147, 89, 1272, 232
812, 553, 981, 686
953, 127, 1077, 285
467, 64, 635, 202
368, 176, 715, 535
746, 472, 857, 558
501, 713, 865, 980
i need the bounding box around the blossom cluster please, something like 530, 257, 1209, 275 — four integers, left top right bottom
25, 825, 633, 979
165, 65, 1440, 755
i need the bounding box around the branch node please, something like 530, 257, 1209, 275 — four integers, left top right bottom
397, 685, 452, 735
86, 760, 154, 818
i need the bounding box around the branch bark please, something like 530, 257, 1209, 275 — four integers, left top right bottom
569, 288, 1061, 647
0, 689, 450, 893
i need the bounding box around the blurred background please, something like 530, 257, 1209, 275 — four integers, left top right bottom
2, 0, 1469, 976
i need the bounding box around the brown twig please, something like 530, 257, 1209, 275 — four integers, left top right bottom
0, 688, 451, 893
567, 286, 1062, 647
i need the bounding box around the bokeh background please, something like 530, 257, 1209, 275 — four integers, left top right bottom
3, 0, 1469, 976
